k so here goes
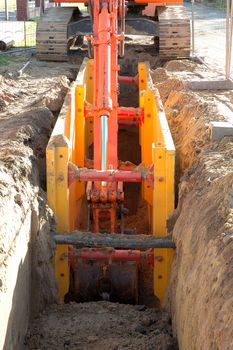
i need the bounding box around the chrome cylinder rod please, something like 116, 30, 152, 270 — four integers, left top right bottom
101, 115, 108, 186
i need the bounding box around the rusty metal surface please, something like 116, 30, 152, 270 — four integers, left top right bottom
69, 260, 138, 304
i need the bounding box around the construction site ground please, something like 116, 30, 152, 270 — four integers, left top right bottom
0, 36, 233, 350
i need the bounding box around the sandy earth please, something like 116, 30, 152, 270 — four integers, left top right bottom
151, 60, 233, 349
0, 51, 81, 350
24, 302, 177, 350
0, 33, 233, 350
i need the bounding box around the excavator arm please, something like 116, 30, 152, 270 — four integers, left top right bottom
46, 0, 176, 304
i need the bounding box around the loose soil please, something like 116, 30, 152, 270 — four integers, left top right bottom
0, 40, 233, 350
152, 59, 233, 349
24, 302, 177, 350
0, 51, 83, 350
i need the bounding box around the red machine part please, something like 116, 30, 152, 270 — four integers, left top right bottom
84, 105, 144, 125
68, 163, 154, 187
68, 246, 155, 267
90, 0, 119, 170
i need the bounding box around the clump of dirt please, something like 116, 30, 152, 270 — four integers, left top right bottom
124, 199, 149, 234
164, 90, 210, 175
151, 67, 169, 83
164, 60, 196, 72
0, 75, 22, 110
25, 301, 178, 350
155, 77, 186, 104
31, 76, 70, 113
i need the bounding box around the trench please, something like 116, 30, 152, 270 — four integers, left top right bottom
0, 59, 193, 350
23, 56, 177, 349
1, 45, 233, 350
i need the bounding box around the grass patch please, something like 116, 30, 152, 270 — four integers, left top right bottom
0, 53, 16, 66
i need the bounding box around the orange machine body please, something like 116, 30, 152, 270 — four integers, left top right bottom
54, 0, 182, 4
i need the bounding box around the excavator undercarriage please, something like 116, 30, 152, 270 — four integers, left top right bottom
36, 2, 190, 61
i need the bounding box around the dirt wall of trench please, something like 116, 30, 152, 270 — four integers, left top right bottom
0, 71, 70, 350
154, 68, 233, 349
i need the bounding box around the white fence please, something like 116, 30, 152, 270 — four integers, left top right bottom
186, 1, 233, 79
0, 20, 36, 47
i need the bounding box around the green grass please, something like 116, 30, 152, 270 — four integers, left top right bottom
204, 0, 226, 10
0, 54, 16, 66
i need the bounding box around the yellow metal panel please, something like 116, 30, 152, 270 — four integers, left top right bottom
85, 59, 94, 146
138, 63, 147, 147
138, 63, 148, 92
54, 245, 69, 300
46, 58, 90, 300
69, 85, 86, 230
85, 59, 94, 104
142, 91, 155, 164
153, 145, 175, 303
137, 63, 175, 303
139, 91, 144, 147
153, 146, 167, 234
47, 142, 70, 300
141, 90, 156, 206
166, 150, 175, 215
153, 247, 174, 302
75, 85, 85, 167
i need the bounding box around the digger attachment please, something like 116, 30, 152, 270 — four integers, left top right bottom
47, 58, 175, 304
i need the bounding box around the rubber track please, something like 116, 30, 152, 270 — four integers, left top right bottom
158, 6, 190, 59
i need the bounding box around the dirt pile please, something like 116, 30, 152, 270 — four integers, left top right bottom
164, 60, 196, 72
0, 54, 74, 350
0, 75, 69, 115
152, 65, 227, 175
164, 91, 210, 175
167, 138, 233, 350
25, 301, 178, 350
155, 77, 186, 104
0, 75, 21, 110
0, 107, 58, 350
153, 61, 233, 349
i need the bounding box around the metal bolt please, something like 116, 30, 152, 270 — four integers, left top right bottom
57, 175, 64, 181
155, 256, 164, 262
60, 253, 68, 261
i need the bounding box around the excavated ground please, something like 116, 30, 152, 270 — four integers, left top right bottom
0, 51, 84, 350
24, 302, 177, 350
0, 39, 233, 350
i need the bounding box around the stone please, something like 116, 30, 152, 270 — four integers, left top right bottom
209, 121, 233, 141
